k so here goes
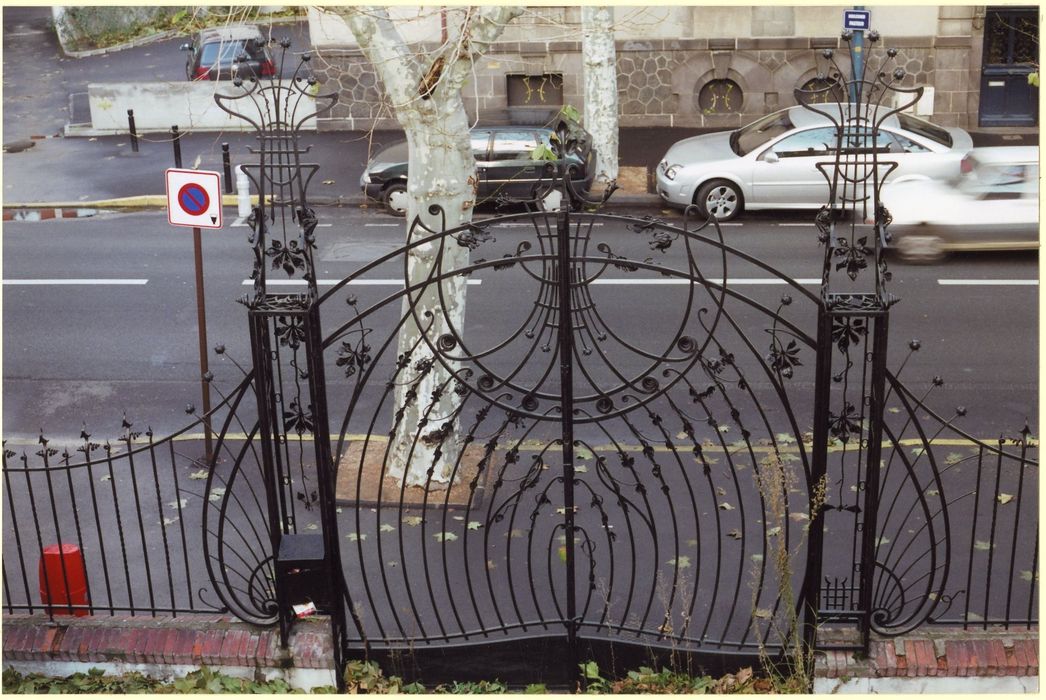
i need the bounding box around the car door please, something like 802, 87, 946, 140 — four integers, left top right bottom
486, 130, 542, 199
749, 127, 836, 207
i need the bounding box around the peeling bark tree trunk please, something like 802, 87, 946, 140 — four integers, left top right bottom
339, 6, 524, 486
582, 6, 619, 185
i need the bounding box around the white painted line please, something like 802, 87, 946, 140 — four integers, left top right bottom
589, 278, 820, 286
777, 223, 814, 227
243, 279, 482, 286
230, 218, 248, 227
937, 279, 1038, 286
495, 222, 604, 227
3, 279, 149, 285
364, 223, 400, 227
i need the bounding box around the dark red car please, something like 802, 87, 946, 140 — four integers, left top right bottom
181, 25, 275, 81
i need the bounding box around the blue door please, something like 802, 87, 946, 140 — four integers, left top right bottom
979, 7, 1039, 127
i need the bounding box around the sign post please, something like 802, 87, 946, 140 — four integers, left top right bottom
165, 166, 223, 462
844, 8, 871, 102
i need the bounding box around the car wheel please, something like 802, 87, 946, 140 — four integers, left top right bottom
896, 234, 945, 264
382, 182, 408, 217
696, 179, 743, 222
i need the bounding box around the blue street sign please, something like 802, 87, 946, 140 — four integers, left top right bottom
844, 9, 871, 31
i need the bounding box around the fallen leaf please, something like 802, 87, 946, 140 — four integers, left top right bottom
767, 526, 781, 537
380, 523, 395, 532
402, 515, 423, 527
434, 532, 458, 543
168, 498, 188, 510
306, 523, 319, 531
736, 667, 753, 685
887, 407, 901, 414
486, 559, 497, 570
322, 179, 335, 185
467, 521, 482, 530
716, 487, 726, 496
728, 529, 742, 540
452, 515, 464, 521
911, 447, 925, 457
751, 553, 763, 562
386, 561, 397, 568
163, 517, 178, 527
718, 502, 735, 511
575, 465, 588, 473
718, 425, 730, 434
188, 469, 209, 480
775, 432, 797, 445
876, 536, 890, 546
207, 487, 226, 502
100, 474, 112, 482
926, 489, 940, 497
945, 452, 964, 465
997, 493, 1014, 505
974, 540, 993, 551
789, 512, 809, 522
667, 555, 691, 569
346, 532, 366, 541
686, 538, 698, 547
558, 546, 567, 562
1021, 570, 1037, 582
509, 528, 526, 538
754, 608, 772, 619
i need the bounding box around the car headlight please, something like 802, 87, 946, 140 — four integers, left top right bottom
664, 164, 681, 181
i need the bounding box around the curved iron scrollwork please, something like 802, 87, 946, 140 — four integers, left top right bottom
212, 39, 337, 303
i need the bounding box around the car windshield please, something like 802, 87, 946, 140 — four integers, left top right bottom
200, 40, 250, 66
897, 113, 952, 148
731, 110, 795, 156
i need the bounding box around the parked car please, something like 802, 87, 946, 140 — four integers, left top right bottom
884, 146, 1039, 262
181, 26, 275, 81
360, 124, 596, 216
655, 104, 974, 221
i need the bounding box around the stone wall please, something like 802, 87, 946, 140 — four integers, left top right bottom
310, 34, 977, 132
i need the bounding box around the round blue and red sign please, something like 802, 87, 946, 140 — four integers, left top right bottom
177, 183, 211, 216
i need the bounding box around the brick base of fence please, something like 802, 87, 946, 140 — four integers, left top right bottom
1, 614, 1038, 692
1, 614, 335, 689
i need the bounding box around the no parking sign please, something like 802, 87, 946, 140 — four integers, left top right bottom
165, 168, 222, 229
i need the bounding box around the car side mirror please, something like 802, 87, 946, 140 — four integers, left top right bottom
763, 151, 780, 164
180, 43, 192, 51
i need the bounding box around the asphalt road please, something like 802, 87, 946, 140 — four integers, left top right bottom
3, 206, 1037, 442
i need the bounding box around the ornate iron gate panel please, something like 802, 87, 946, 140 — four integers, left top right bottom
316, 202, 824, 677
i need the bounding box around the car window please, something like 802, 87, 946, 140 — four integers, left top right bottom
767, 127, 836, 158
491, 131, 540, 161
200, 40, 247, 65
896, 113, 952, 148
882, 131, 930, 154
733, 111, 795, 156
470, 131, 491, 159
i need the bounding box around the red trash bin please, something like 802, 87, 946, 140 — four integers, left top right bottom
38, 543, 90, 616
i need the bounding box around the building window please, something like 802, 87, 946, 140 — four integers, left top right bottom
698, 79, 742, 115
799, 76, 847, 104
507, 74, 564, 108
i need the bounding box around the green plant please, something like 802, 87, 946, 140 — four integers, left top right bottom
2, 666, 334, 694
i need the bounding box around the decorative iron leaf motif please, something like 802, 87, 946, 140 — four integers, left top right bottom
828, 401, 862, 444
283, 397, 314, 435
455, 225, 493, 250
267, 239, 307, 276
336, 340, 372, 377
274, 316, 307, 349
833, 236, 871, 280
831, 317, 867, 353
767, 337, 803, 378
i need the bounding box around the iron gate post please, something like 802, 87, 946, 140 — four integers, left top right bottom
554, 185, 579, 683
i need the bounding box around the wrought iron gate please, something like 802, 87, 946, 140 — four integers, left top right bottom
3, 32, 1036, 692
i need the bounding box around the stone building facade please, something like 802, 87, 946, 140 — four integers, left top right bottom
307, 6, 1036, 132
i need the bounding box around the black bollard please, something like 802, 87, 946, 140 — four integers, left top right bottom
171, 125, 182, 168
127, 109, 139, 153
222, 143, 233, 193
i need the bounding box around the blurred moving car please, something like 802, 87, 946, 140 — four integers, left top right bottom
361, 124, 595, 216
885, 146, 1039, 262
181, 26, 275, 81
655, 104, 974, 221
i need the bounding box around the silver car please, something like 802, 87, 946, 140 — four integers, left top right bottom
655, 104, 973, 221
885, 145, 1039, 262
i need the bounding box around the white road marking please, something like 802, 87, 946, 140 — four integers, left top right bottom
364, 223, 400, 227
3, 279, 149, 285
243, 279, 482, 286
937, 279, 1037, 286
777, 223, 814, 227
589, 278, 820, 285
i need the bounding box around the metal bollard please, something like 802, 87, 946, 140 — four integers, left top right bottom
236, 165, 251, 219
127, 109, 139, 153
222, 143, 233, 194
171, 125, 182, 168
